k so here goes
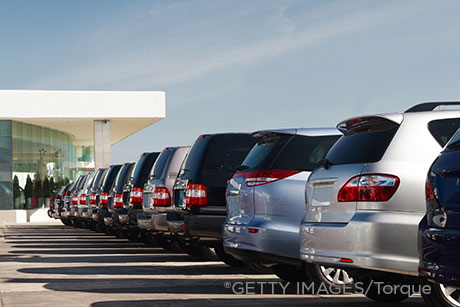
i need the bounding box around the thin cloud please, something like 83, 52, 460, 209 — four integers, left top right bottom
29, 1, 424, 90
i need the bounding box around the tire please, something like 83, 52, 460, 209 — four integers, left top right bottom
422, 281, 460, 307
198, 245, 220, 261
178, 241, 205, 257
245, 261, 274, 274
361, 276, 412, 303
273, 265, 309, 282
305, 263, 354, 294
214, 244, 244, 267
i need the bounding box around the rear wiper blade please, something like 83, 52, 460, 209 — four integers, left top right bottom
236, 165, 249, 171
318, 159, 334, 170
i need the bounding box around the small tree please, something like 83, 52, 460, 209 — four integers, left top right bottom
13, 175, 20, 199
49, 177, 56, 194
43, 177, 51, 198
34, 178, 42, 199
24, 175, 33, 199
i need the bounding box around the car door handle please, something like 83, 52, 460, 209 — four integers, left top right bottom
227, 190, 241, 196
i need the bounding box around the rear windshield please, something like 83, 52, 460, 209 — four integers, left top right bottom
114, 164, 134, 192
326, 118, 399, 165
90, 169, 107, 192
101, 165, 122, 192
428, 118, 460, 147
131, 153, 159, 185
242, 134, 340, 171
201, 135, 256, 174
179, 134, 257, 180
150, 150, 171, 179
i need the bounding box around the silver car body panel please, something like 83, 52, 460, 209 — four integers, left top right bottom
300, 110, 460, 276
223, 128, 341, 260
139, 146, 189, 231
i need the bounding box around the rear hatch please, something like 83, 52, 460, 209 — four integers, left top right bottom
306, 116, 402, 224
143, 148, 172, 210
173, 134, 257, 214
428, 132, 460, 229
227, 131, 340, 225
123, 152, 159, 208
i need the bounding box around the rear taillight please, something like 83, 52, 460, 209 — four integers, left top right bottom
129, 187, 143, 204
113, 194, 124, 208
100, 192, 109, 205
72, 195, 78, 205
234, 170, 300, 187
425, 179, 435, 201
185, 184, 207, 207
79, 194, 87, 205
89, 192, 97, 205
152, 187, 171, 207
338, 174, 400, 202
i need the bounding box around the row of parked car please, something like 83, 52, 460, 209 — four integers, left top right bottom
49, 102, 460, 306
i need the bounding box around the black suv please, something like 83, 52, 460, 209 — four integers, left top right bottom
112, 152, 160, 240
166, 133, 258, 265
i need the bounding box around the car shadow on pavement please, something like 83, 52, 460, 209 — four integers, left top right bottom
90, 297, 425, 307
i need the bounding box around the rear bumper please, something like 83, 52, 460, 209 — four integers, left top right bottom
419, 222, 460, 287
224, 246, 301, 267
166, 212, 185, 236
137, 211, 153, 230
223, 215, 301, 260
151, 212, 169, 232
185, 214, 226, 240
299, 210, 423, 276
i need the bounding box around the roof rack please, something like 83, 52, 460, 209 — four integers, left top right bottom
405, 102, 460, 113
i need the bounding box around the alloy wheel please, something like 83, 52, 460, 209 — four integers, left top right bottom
320, 266, 353, 284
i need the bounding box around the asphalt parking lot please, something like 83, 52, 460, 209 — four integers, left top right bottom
0, 222, 425, 307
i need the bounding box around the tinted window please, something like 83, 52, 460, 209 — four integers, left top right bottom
150, 150, 171, 179
274, 135, 339, 170
241, 134, 291, 170
428, 118, 460, 147
91, 169, 107, 192
114, 164, 134, 192
181, 136, 208, 176
242, 134, 339, 171
202, 135, 257, 175
101, 165, 122, 192
326, 127, 399, 165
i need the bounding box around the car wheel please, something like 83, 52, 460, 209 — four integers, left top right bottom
198, 246, 220, 261
245, 261, 273, 274
273, 265, 309, 282
362, 276, 411, 303
178, 241, 205, 257
305, 263, 354, 294
422, 281, 460, 307
214, 244, 244, 267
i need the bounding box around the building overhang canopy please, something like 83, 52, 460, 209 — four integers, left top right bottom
0, 90, 165, 145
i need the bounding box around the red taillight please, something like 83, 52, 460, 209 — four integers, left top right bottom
338, 174, 400, 202
425, 179, 435, 201
72, 195, 78, 205
79, 194, 87, 205
113, 194, 124, 208
185, 184, 207, 207
152, 187, 171, 207
100, 192, 109, 205
58, 209, 65, 213
129, 187, 143, 204
89, 192, 97, 205
340, 258, 353, 263
234, 170, 300, 187
248, 228, 259, 233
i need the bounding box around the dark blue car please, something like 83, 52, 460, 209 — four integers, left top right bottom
419, 128, 460, 307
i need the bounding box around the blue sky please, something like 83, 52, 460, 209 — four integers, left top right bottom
2, 0, 460, 163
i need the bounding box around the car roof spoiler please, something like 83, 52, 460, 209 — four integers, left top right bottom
405, 102, 460, 113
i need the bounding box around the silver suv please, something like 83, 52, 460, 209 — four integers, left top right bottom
300, 102, 460, 303
223, 128, 341, 278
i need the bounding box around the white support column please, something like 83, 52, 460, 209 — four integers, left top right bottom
94, 120, 111, 170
